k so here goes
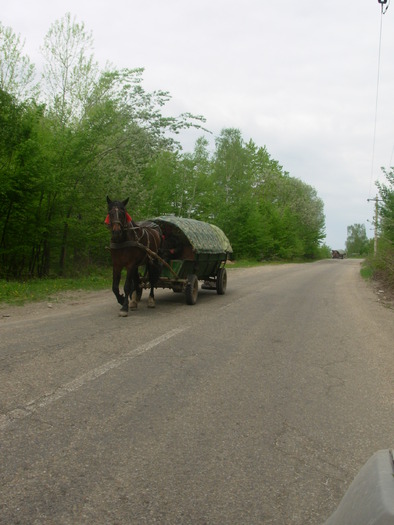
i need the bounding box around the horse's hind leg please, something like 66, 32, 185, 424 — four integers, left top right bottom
129, 290, 138, 310
147, 287, 155, 308
147, 260, 161, 308
129, 268, 141, 309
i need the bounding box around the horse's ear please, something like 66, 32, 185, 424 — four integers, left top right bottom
123, 198, 129, 207
106, 196, 112, 206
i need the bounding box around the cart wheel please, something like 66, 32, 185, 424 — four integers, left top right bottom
185, 274, 198, 305
216, 268, 227, 295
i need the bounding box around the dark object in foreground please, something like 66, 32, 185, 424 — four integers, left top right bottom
324, 449, 394, 525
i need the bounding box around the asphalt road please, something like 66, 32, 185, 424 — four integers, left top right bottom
0, 260, 393, 525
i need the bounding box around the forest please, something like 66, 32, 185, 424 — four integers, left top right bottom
0, 15, 327, 280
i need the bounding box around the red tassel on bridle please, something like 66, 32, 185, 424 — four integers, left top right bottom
105, 213, 132, 225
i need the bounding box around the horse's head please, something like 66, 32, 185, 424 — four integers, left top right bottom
106, 196, 130, 241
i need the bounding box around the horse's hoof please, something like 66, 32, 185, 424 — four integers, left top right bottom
118, 310, 128, 317
129, 300, 138, 309
147, 297, 155, 308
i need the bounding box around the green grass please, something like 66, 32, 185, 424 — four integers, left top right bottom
360, 265, 373, 280
0, 271, 113, 305
1, 264, 257, 305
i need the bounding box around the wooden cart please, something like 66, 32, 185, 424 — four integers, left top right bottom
139, 216, 233, 305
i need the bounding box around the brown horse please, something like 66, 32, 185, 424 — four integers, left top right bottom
106, 196, 162, 317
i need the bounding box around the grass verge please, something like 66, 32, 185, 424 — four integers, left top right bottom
360, 265, 373, 280
0, 272, 113, 306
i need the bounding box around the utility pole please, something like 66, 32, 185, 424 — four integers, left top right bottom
377, 0, 390, 15
367, 196, 382, 256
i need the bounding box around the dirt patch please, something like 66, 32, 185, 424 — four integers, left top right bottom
371, 280, 394, 310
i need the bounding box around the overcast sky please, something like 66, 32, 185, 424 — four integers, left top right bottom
3, 0, 394, 249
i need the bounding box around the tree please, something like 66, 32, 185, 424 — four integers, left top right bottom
39, 16, 196, 273
40, 13, 99, 126
212, 128, 249, 208
371, 169, 394, 288
0, 89, 48, 277
346, 224, 369, 256
0, 17, 329, 277
176, 136, 214, 219
0, 22, 38, 100
377, 168, 394, 245
1, 15, 206, 277
204, 128, 327, 259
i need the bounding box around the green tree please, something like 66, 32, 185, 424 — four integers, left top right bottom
209, 129, 256, 251
212, 128, 250, 209
205, 128, 326, 259
370, 169, 394, 288
346, 224, 369, 256
0, 89, 48, 277
41, 13, 99, 126
0, 17, 329, 277
1, 15, 207, 277
177, 137, 214, 219
0, 22, 38, 100
377, 169, 394, 244
39, 15, 205, 274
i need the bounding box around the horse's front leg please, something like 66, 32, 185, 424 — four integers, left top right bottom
112, 267, 124, 305
119, 267, 133, 316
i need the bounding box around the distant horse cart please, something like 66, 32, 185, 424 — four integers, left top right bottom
332, 249, 346, 259
106, 198, 233, 315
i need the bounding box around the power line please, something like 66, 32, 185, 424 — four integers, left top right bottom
367, 1, 390, 257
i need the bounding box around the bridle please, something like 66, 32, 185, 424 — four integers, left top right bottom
108, 207, 160, 254
108, 206, 127, 234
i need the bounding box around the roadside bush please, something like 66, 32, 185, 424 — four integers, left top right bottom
364, 239, 394, 292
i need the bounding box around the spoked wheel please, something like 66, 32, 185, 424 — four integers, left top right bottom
216, 268, 227, 295
185, 274, 198, 305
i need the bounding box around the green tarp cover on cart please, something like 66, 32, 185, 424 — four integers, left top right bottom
150, 216, 233, 255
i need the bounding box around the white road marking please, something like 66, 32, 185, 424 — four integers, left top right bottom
0, 327, 186, 431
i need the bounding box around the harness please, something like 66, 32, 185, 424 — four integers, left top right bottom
109, 225, 155, 252
106, 210, 180, 279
